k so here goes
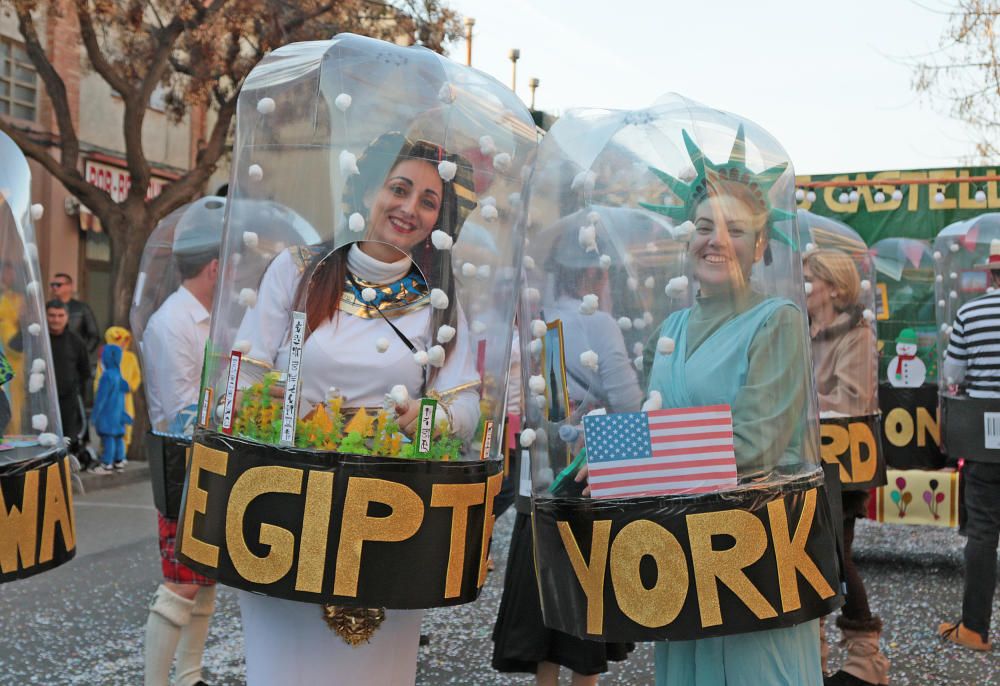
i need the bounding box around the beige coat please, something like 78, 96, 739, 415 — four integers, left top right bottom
810, 308, 878, 416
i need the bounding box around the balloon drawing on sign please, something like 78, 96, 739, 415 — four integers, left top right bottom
891, 476, 913, 517
923, 478, 945, 519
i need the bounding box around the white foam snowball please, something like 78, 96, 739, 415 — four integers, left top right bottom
476, 264, 491, 280
644, 276, 655, 289
935, 191, 946, 204
643, 311, 653, 325
641, 390, 663, 412
481, 204, 498, 222
519, 428, 537, 447
431, 230, 453, 250
493, 152, 512, 173
25, 281, 40, 297
461, 262, 477, 277
361, 287, 377, 303
862, 309, 876, 322
950, 243, 960, 252
528, 375, 546, 395
633, 342, 644, 356
627, 277, 639, 291
874, 191, 885, 204
578, 224, 597, 252
633, 355, 643, 371
340, 150, 359, 176
804, 282, 813, 295
838, 192, 849, 204
28, 322, 41, 336
30, 358, 45, 374
413, 350, 429, 366
599, 254, 612, 269
657, 337, 675, 355
976, 189, 987, 203
587, 212, 601, 226
30, 203, 44, 221
430, 325, 454, 345
375, 337, 390, 353
671, 220, 695, 241
950, 272, 959, 280
935, 274, 944, 283
531, 319, 547, 339
481, 195, 497, 207
248, 164, 263, 182
38, 433, 58, 447
633, 317, 647, 331
580, 350, 599, 371
348, 213, 365, 232
933, 251, 942, 261
795, 188, 805, 202
617, 317, 633, 331
437, 160, 457, 182
32, 414, 47, 431
256, 97, 276, 114
334, 93, 352, 111
28, 372, 44, 393
427, 345, 446, 368
941, 323, 950, 332
860, 279, 871, 291
242, 231, 259, 248
665, 275, 689, 298
471, 320, 487, 334
529, 339, 543, 356
231, 340, 251, 356
430, 288, 449, 309
479, 135, 496, 156
950, 290, 959, 299
238, 288, 258, 308
579, 293, 599, 315
523, 255, 535, 270
938, 299, 946, 308
805, 242, 817, 253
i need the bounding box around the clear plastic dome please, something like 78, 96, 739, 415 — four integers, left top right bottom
517, 96, 838, 642
797, 210, 883, 488
0, 130, 76, 582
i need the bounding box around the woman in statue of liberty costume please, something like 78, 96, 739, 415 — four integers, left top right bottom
639, 127, 822, 686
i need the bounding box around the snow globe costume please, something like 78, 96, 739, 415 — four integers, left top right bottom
0, 130, 76, 582
518, 95, 841, 686
171, 34, 535, 686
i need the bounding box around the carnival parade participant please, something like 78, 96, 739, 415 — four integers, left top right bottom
140, 197, 224, 686
91, 343, 133, 474
94, 326, 141, 450
938, 238, 1000, 652
232, 133, 481, 686
492, 213, 641, 685
803, 249, 888, 686
641, 131, 821, 686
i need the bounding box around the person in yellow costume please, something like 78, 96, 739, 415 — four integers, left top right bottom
0, 261, 24, 433
94, 326, 141, 449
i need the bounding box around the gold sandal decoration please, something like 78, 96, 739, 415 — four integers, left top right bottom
321, 604, 386, 646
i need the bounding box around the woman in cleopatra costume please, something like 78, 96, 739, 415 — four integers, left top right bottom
232, 134, 481, 684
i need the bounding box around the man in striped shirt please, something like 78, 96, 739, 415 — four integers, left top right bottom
939, 239, 1000, 652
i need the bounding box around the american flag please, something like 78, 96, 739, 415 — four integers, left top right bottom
583, 405, 738, 498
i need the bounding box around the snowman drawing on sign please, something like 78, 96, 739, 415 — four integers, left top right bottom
888, 328, 926, 387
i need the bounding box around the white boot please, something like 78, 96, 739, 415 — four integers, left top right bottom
144, 584, 195, 686
174, 585, 217, 686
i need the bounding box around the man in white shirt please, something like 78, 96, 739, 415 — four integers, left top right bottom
141, 197, 224, 686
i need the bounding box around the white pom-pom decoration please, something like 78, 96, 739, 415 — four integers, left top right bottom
633, 355, 643, 371
950, 290, 959, 299
838, 191, 849, 204
933, 251, 942, 261
481, 195, 497, 207
38, 433, 58, 447
976, 189, 987, 203
32, 414, 47, 431
632, 317, 647, 331
375, 337, 390, 353
579, 293, 599, 315
28, 323, 41, 336
361, 287, 377, 303
524, 287, 540, 304
578, 224, 597, 252
529, 339, 543, 356
617, 317, 633, 331
462, 262, 477, 277
849, 189, 859, 203
941, 323, 950, 333
476, 265, 491, 280
580, 350, 599, 371
795, 188, 805, 202
413, 350, 429, 366
633, 342, 644, 356
599, 254, 612, 269
671, 220, 695, 241
256, 97, 276, 114
807, 190, 817, 203
531, 319, 547, 339
523, 255, 535, 270
30, 203, 44, 221
481, 204, 498, 222
805, 242, 817, 253
431, 230, 453, 250
427, 345, 446, 368
644, 276, 655, 289
479, 135, 496, 156
430, 288, 449, 309
25, 281, 40, 297
804, 282, 813, 295
571, 170, 596, 193
437, 160, 457, 182
587, 211, 601, 225
238, 288, 258, 308
471, 320, 487, 334
438, 83, 455, 103
533, 394, 547, 408
862, 309, 875, 322
935, 191, 946, 204
627, 277, 639, 291
643, 311, 654, 325
248, 164, 264, 182
949, 272, 959, 280
641, 391, 663, 412
874, 191, 885, 204
528, 375, 546, 395
348, 213, 365, 233
340, 150, 359, 176
231, 340, 251, 355
30, 358, 45, 374
437, 325, 456, 344
242, 231, 259, 248
861, 279, 871, 291
334, 93, 352, 111
29, 372, 44, 393
950, 243, 960, 252
938, 299, 946, 308
892, 189, 903, 201
493, 152, 512, 173
665, 275, 689, 298
519, 428, 537, 447
935, 275, 944, 283
657, 337, 675, 355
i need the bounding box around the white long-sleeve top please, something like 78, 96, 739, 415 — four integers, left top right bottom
235, 245, 481, 438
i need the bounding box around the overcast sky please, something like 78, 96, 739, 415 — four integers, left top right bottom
450, 0, 976, 175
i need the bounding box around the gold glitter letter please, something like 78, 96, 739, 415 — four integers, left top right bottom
476, 471, 504, 587
557, 519, 612, 635
39, 462, 74, 563
179, 442, 229, 568
295, 470, 334, 593
610, 519, 688, 628
0, 469, 39, 573
227, 466, 303, 584
819, 423, 850, 482
767, 489, 835, 612
431, 482, 485, 599
848, 421, 878, 484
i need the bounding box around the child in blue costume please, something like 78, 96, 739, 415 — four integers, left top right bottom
640, 130, 822, 686
92, 343, 132, 472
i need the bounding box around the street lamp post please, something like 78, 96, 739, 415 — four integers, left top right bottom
508, 48, 520, 93
528, 77, 540, 110
464, 17, 475, 66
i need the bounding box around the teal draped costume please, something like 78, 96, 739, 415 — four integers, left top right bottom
644, 290, 822, 686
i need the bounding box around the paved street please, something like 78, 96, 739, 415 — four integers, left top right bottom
0, 478, 998, 685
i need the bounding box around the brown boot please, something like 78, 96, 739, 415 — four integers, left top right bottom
938, 621, 992, 652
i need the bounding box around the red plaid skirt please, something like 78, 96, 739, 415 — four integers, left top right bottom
158, 513, 215, 586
